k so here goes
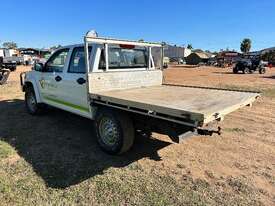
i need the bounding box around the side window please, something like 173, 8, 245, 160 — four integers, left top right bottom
99, 51, 106, 70
45, 49, 69, 73
68, 47, 91, 73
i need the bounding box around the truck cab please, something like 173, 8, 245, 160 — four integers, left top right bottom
27, 45, 91, 118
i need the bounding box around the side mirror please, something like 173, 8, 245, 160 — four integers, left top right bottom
33, 63, 44, 72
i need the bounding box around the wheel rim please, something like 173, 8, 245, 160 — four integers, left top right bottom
99, 117, 119, 146
27, 92, 37, 112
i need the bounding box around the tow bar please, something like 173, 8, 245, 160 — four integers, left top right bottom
198, 126, 221, 136
177, 127, 221, 143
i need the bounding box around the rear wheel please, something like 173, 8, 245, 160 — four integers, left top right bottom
94, 108, 135, 155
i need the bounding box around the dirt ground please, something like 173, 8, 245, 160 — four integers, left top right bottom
0, 65, 274, 205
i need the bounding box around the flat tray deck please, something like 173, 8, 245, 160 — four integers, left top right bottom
90, 85, 259, 125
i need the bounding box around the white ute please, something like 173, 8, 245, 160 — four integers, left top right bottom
20, 31, 260, 154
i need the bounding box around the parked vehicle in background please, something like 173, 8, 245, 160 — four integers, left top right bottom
0, 56, 16, 71
233, 58, 267, 74
216, 51, 240, 68
0, 48, 23, 68
3, 56, 23, 67
20, 31, 260, 155
207, 57, 218, 66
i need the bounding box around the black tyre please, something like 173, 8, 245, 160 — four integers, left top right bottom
0, 69, 10, 85
243, 67, 249, 74
9, 66, 16, 72
259, 67, 266, 74
25, 86, 45, 115
233, 67, 238, 74
94, 108, 135, 155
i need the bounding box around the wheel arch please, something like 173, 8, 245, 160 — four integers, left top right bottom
23, 81, 42, 103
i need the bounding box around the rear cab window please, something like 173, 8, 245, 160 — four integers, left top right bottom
99, 45, 148, 70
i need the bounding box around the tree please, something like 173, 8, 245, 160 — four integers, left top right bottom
2, 41, 17, 49
187, 44, 193, 50
240, 38, 252, 53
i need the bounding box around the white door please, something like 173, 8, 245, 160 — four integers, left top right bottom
60, 46, 92, 117
39, 48, 70, 110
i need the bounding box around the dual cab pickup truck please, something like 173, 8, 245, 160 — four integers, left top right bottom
20, 31, 260, 155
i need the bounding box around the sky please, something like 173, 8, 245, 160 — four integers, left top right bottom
0, 0, 274, 52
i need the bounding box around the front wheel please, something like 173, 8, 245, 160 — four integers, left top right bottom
243, 67, 249, 74
233, 67, 238, 74
25, 87, 45, 115
94, 108, 135, 155
259, 67, 266, 74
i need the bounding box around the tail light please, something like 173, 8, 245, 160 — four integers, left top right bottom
119, 44, 135, 49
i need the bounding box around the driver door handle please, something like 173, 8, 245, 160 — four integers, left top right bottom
77, 78, 86, 85
55, 76, 62, 82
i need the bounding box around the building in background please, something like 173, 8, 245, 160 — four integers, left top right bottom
215, 51, 240, 67
163, 45, 191, 63
260, 47, 275, 65
185, 52, 211, 65
19, 48, 52, 64
261, 47, 275, 54
0, 48, 19, 57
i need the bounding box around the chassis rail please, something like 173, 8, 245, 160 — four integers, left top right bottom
91, 98, 199, 128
